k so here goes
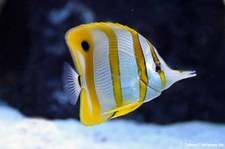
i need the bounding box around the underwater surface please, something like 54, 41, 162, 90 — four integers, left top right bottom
0, 104, 225, 149
0, 0, 225, 148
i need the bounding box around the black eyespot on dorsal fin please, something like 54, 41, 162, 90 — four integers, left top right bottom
155, 65, 161, 72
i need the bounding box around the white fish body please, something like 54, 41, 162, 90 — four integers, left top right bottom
63, 22, 196, 126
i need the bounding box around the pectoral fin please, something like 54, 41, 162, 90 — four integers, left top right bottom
63, 62, 81, 105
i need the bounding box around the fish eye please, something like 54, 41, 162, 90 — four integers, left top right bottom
155, 65, 161, 72
81, 41, 89, 51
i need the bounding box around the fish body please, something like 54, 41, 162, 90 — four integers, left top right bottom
63, 22, 196, 126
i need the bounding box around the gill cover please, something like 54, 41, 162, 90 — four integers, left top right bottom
65, 25, 95, 76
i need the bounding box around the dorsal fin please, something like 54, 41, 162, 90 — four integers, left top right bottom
63, 62, 81, 105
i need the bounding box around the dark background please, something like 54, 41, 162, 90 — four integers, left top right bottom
0, 0, 224, 124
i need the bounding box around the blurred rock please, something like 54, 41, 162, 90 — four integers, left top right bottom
0, 0, 95, 119
0, 0, 30, 102
0, 0, 5, 15
0, 0, 225, 123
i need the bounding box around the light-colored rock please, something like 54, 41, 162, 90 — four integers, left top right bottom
0, 104, 225, 149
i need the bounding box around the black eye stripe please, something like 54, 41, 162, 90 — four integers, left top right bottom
81, 41, 89, 51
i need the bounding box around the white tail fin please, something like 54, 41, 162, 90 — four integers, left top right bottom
63, 62, 81, 105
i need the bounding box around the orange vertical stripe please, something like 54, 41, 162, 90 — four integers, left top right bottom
95, 23, 123, 107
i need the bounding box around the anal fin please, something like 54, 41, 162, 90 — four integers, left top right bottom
80, 89, 114, 126
104, 102, 143, 119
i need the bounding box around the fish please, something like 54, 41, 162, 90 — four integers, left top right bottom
63, 22, 196, 126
